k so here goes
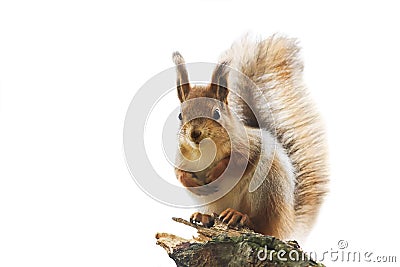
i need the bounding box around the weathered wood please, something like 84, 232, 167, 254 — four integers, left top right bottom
156, 216, 325, 266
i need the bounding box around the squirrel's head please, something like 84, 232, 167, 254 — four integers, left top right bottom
173, 52, 233, 162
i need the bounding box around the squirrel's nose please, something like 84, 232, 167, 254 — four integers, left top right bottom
190, 129, 202, 142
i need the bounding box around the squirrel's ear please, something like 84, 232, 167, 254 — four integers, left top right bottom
172, 52, 190, 102
211, 61, 230, 104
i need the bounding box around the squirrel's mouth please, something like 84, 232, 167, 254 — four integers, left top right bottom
188, 140, 200, 149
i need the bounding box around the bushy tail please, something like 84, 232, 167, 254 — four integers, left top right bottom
220, 34, 329, 233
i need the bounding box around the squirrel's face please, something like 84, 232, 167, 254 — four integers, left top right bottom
177, 88, 231, 160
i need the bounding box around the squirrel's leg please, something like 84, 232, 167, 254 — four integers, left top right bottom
252, 154, 296, 239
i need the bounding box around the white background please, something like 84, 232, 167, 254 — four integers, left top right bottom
1, 1, 400, 266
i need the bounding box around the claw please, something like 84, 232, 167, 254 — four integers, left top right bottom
190, 212, 202, 223
190, 212, 215, 227
239, 214, 251, 227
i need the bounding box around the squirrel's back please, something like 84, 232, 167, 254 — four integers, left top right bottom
219, 35, 329, 235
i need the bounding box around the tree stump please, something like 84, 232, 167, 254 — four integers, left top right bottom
156, 215, 325, 266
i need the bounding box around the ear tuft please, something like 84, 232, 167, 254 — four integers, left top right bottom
211, 61, 231, 103
172, 51, 190, 102
172, 51, 185, 65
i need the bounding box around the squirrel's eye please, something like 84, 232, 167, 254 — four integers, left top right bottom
178, 112, 182, 121
213, 108, 221, 120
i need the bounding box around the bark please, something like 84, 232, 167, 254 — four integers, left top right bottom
156, 216, 325, 267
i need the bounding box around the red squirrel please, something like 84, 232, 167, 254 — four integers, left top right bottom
173, 35, 328, 240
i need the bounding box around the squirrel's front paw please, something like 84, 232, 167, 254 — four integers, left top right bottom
176, 169, 201, 188
190, 212, 215, 228
219, 208, 253, 229
205, 157, 230, 183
